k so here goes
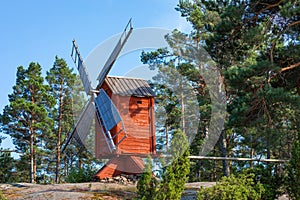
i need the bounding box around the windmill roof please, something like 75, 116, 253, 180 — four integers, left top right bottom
104, 76, 155, 97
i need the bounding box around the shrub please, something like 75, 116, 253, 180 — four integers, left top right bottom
155, 130, 190, 200
136, 130, 190, 200
197, 173, 265, 200
136, 156, 158, 200
242, 164, 285, 199
66, 165, 97, 183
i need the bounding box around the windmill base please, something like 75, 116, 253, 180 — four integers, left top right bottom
93, 156, 145, 179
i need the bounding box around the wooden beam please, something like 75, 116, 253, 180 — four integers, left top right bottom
189, 156, 288, 163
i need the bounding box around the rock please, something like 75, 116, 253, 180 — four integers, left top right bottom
96, 174, 140, 185
108, 178, 114, 183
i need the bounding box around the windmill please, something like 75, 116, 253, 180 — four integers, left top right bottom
62, 19, 156, 179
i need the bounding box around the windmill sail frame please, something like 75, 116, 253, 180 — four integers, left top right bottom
97, 18, 133, 86
71, 39, 93, 95
63, 19, 133, 157
94, 90, 127, 153
62, 98, 95, 153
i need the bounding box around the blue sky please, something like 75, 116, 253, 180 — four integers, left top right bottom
0, 1, 191, 152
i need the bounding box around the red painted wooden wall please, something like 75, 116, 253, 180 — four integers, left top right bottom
95, 80, 156, 159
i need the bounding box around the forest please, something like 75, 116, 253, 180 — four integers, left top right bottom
1, 0, 300, 200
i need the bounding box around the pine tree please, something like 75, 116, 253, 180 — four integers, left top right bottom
136, 156, 158, 200
0, 150, 14, 183
64, 74, 95, 175
156, 130, 190, 200
136, 130, 190, 200
141, 30, 214, 180
46, 56, 76, 183
1, 62, 55, 183
176, 0, 300, 177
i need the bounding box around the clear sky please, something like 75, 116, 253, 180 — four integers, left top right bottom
0, 0, 191, 152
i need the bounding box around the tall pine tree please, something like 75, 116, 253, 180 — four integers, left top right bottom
46, 56, 76, 183
176, 0, 300, 177
141, 30, 216, 180
1, 62, 55, 183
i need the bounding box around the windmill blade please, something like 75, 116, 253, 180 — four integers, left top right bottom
71, 39, 93, 95
97, 19, 133, 86
94, 90, 127, 152
62, 98, 95, 154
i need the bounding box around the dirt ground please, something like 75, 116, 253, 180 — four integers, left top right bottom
0, 182, 289, 200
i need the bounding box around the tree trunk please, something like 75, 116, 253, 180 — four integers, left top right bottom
55, 123, 61, 183
33, 135, 37, 183
30, 133, 34, 183
30, 91, 37, 183
180, 76, 185, 134
64, 156, 68, 176
250, 147, 254, 168
78, 157, 82, 170
177, 57, 186, 135
165, 122, 168, 150
220, 130, 230, 177
267, 131, 271, 159
55, 84, 64, 183
181, 92, 185, 133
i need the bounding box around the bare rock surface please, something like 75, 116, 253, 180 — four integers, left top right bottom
0, 182, 289, 200
1, 182, 136, 200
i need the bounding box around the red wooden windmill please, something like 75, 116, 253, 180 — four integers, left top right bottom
62, 19, 156, 179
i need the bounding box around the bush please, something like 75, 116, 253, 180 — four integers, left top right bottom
156, 130, 190, 200
136, 130, 190, 200
66, 165, 97, 183
241, 164, 285, 199
197, 173, 265, 200
136, 156, 158, 200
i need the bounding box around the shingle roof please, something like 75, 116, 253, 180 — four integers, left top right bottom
104, 76, 155, 97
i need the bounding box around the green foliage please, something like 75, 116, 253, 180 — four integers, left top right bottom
287, 132, 300, 199
242, 165, 285, 200
136, 130, 190, 200
141, 29, 211, 180
0, 150, 14, 183
13, 155, 30, 182
175, 0, 300, 182
156, 130, 190, 200
1, 62, 55, 183
46, 56, 76, 183
0, 152, 30, 184
136, 156, 158, 200
0, 58, 90, 183
66, 165, 97, 183
197, 173, 265, 200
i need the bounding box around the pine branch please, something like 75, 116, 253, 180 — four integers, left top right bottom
270, 20, 300, 63
280, 61, 300, 73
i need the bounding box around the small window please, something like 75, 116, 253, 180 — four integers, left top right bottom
137, 100, 142, 104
